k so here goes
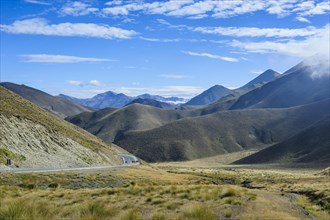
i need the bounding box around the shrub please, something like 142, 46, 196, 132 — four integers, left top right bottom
80, 201, 118, 219
221, 187, 237, 198
224, 211, 232, 218
166, 202, 181, 210
48, 182, 59, 188
184, 204, 216, 220
18, 183, 36, 189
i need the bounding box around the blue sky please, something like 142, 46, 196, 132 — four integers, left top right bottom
1, 0, 329, 98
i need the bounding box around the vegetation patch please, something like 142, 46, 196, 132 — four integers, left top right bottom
0, 165, 328, 219
0, 147, 26, 164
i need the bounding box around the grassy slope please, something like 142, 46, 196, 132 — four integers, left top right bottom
115, 99, 330, 162
0, 86, 122, 163
0, 82, 92, 118
67, 103, 196, 143
234, 116, 330, 165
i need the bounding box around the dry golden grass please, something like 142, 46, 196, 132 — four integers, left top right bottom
0, 165, 329, 219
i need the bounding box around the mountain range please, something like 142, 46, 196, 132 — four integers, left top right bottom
182, 69, 280, 106
2, 56, 329, 167
68, 57, 330, 165
59, 92, 187, 109
58, 68, 280, 109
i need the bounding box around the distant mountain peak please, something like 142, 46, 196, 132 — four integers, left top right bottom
241, 69, 280, 89
183, 84, 231, 106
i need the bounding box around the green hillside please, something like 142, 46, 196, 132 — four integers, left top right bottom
234, 116, 330, 165
115, 100, 329, 162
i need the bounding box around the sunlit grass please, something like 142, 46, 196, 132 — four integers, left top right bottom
0, 165, 329, 219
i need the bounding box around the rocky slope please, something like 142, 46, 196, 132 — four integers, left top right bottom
0, 86, 124, 168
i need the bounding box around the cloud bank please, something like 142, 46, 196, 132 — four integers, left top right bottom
67, 80, 103, 87
182, 51, 239, 62
0, 18, 138, 39
20, 54, 115, 63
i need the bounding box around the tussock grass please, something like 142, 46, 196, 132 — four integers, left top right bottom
221, 187, 237, 198
120, 209, 143, 220
0, 200, 53, 220
151, 212, 165, 220
0, 165, 329, 219
183, 204, 216, 220
80, 201, 118, 219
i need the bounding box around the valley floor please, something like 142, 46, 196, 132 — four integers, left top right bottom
0, 163, 329, 220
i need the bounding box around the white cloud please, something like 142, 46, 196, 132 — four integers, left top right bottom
212, 1, 266, 18
140, 37, 181, 42
89, 80, 102, 86
230, 24, 330, 59
67, 80, 103, 87
166, 1, 215, 17
67, 80, 83, 86
20, 54, 115, 63
265, 1, 295, 17
182, 51, 239, 62
160, 74, 191, 79
157, 18, 188, 30
24, 0, 50, 5
102, 6, 130, 16
0, 18, 138, 39
105, 0, 123, 6
296, 16, 311, 23
298, 1, 330, 16
115, 85, 203, 99
250, 70, 264, 74
193, 26, 319, 38
36, 0, 328, 20
99, 0, 330, 19
60, 1, 98, 16
304, 54, 330, 78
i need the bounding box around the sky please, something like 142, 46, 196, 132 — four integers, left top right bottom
0, 0, 329, 99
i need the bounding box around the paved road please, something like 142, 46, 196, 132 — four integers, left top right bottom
0, 154, 139, 173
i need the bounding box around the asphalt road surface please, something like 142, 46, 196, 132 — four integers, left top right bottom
0, 154, 139, 173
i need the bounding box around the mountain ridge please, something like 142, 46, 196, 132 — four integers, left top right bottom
241, 69, 280, 89
0, 82, 93, 118
59, 92, 186, 109
183, 85, 231, 106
